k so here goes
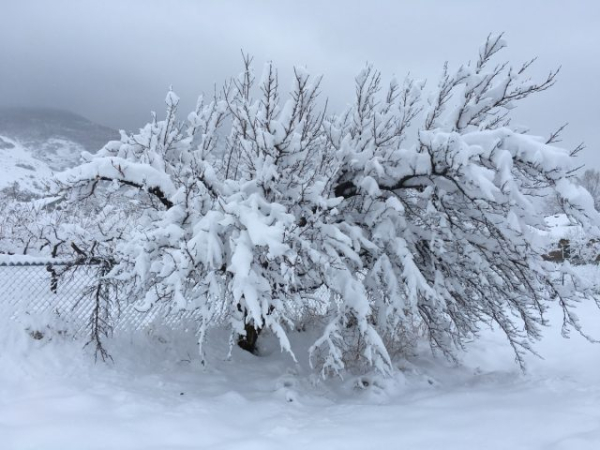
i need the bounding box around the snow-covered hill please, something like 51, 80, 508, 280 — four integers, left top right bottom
0, 107, 118, 164
0, 108, 118, 197
0, 135, 54, 196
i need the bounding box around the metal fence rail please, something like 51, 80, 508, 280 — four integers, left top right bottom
0, 257, 203, 339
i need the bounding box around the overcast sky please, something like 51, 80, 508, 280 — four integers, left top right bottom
1, 0, 599, 167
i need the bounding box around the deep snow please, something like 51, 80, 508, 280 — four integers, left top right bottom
1, 273, 600, 450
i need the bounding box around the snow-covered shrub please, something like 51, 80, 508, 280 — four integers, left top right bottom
50, 35, 599, 375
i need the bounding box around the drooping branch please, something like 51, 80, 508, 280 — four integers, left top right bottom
74, 176, 174, 209
57, 157, 177, 209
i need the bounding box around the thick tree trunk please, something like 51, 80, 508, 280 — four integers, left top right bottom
237, 322, 262, 354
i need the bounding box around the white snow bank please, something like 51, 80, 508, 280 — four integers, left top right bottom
543, 214, 582, 239
0, 254, 71, 265
1, 268, 600, 450
0, 135, 53, 194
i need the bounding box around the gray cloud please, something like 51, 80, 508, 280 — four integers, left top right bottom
1, 0, 598, 167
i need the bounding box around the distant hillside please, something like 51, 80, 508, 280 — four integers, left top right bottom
0, 108, 119, 198
0, 107, 118, 156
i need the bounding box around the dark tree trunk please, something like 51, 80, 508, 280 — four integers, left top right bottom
237, 322, 262, 354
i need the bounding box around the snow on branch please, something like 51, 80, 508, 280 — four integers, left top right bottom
57, 157, 177, 209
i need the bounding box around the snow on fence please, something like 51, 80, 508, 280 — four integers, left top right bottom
0, 256, 202, 338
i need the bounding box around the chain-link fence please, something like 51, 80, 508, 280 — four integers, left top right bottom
0, 257, 203, 340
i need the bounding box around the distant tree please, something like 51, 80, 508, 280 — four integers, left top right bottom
48, 34, 599, 375
578, 169, 600, 212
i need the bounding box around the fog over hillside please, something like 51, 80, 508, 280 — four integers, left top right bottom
0, 107, 118, 158
2, 0, 599, 168
0, 108, 118, 196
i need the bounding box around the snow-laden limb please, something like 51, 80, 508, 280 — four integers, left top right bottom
34, 34, 600, 375
56, 157, 177, 208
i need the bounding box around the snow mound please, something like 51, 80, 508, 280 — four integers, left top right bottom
0, 135, 53, 195
544, 214, 582, 239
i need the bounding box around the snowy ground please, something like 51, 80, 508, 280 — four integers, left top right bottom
2, 283, 600, 449
0, 135, 53, 194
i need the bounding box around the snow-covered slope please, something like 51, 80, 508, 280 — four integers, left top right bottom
0, 107, 118, 165
0, 135, 54, 195
0, 108, 118, 197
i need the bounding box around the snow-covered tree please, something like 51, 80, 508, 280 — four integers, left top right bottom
51, 34, 599, 375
